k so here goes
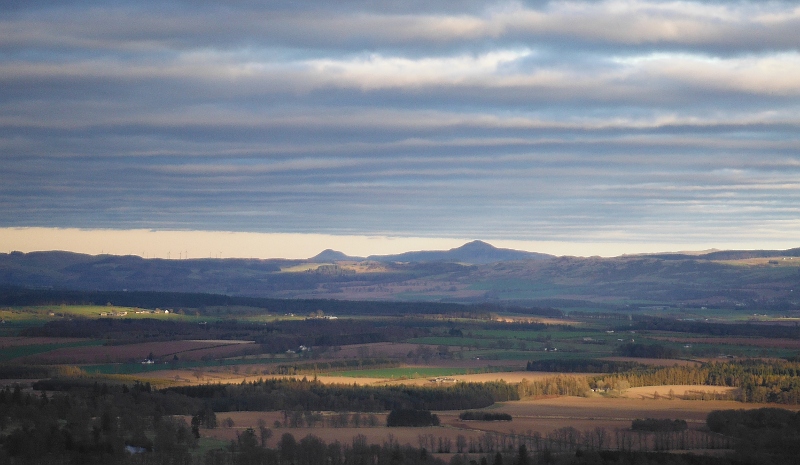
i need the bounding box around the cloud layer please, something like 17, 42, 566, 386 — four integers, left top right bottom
2, 1, 799, 250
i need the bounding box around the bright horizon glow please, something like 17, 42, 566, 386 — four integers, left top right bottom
1, 227, 796, 260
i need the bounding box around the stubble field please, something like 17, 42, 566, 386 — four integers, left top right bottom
195, 393, 795, 452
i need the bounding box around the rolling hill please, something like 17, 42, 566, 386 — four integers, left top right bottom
1, 243, 799, 310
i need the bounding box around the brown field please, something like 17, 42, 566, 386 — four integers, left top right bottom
16, 339, 257, 364
195, 411, 475, 451
0, 336, 88, 347
447, 395, 797, 436
192, 392, 799, 452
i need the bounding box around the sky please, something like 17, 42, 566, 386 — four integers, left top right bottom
2, 1, 799, 259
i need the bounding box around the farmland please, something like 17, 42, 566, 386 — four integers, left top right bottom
3, 291, 800, 464
18, 339, 257, 364
0, 337, 102, 363
188, 393, 793, 457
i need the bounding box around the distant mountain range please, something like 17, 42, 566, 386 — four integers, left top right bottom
309, 240, 553, 264
2, 242, 799, 309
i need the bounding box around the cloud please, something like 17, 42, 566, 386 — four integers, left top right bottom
4, 1, 800, 55
1, 1, 799, 251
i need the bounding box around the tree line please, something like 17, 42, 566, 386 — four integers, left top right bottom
0, 286, 563, 318
591, 360, 800, 404
614, 342, 679, 359
516, 375, 592, 398
526, 359, 641, 373
386, 409, 440, 427
625, 315, 800, 339
706, 408, 800, 465
630, 419, 687, 432
458, 411, 512, 421
0, 381, 198, 464
0, 377, 455, 465
166, 377, 520, 412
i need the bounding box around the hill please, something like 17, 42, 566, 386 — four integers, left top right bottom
309, 249, 363, 262
1, 245, 799, 310
368, 240, 553, 264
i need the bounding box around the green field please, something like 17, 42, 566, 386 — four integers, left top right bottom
0, 339, 104, 363
406, 326, 619, 358
406, 336, 495, 348
466, 279, 614, 301
0, 305, 202, 322
193, 437, 230, 459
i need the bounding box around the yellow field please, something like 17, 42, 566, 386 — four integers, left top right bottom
380, 371, 590, 387
143, 369, 582, 387
620, 385, 737, 399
